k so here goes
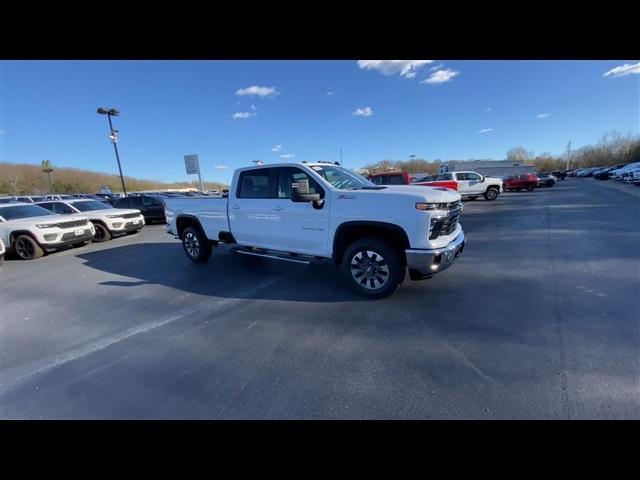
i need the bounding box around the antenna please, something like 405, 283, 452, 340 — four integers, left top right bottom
566, 141, 571, 170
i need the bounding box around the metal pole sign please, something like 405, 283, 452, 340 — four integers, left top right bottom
184, 154, 205, 192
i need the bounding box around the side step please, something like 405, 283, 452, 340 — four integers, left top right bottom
231, 248, 326, 265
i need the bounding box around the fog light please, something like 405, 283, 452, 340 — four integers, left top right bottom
44, 234, 58, 241
112, 222, 123, 228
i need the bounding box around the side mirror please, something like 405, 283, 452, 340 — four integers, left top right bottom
291, 180, 320, 203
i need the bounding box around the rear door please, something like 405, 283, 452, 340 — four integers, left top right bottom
270, 166, 330, 256
143, 196, 165, 221
229, 168, 277, 248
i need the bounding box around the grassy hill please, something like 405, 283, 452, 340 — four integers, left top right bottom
0, 162, 229, 195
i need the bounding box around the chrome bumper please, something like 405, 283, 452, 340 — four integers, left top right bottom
405, 231, 466, 280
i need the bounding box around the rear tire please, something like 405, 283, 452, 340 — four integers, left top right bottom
483, 187, 499, 201
13, 235, 44, 260
341, 237, 404, 299
182, 225, 213, 263
526, 185, 535, 191
93, 223, 112, 242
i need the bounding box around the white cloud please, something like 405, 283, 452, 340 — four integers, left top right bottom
213, 165, 229, 170
483, 107, 492, 112
421, 68, 460, 85
232, 112, 257, 120
603, 62, 640, 78
536, 112, 550, 119
357, 60, 433, 78
478, 128, 494, 134
236, 85, 279, 97
250, 104, 257, 110
280, 154, 295, 159
326, 90, 337, 96
271, 144, 283, 152
353, 106, 373, 117
430, 63, 445, 71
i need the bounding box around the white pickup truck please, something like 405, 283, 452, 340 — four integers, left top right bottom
165, 162, 466, 298
426, 171, 503, 200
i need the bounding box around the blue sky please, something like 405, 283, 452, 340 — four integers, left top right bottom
1, 60, 638, 184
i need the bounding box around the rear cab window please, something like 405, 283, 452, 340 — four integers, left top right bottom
237, 169, 276, 198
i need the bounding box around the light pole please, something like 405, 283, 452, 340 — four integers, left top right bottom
97, 107, 127, 196
41, 160, 54, 193
409, 154, 416, 162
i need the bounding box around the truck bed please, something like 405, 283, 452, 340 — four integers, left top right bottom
164, 196, 230, 241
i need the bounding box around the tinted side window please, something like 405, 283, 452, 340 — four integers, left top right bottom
144, 196, 162, 207
467, 173, 482, 181
438, 173, 453, 181
237, 169, 274, 198
277, 167, 325, 199
52, 203, 76, 214
130, 197, 144, 208
386, 175, 405, 185
114, 198, 130, 208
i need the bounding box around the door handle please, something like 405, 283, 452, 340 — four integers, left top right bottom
231, 204, 240, 209
273, 206, 284, 211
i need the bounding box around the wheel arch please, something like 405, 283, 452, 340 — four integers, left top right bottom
332, 221, 410, 265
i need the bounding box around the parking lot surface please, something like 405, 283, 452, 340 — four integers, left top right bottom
1, 180, 638, 419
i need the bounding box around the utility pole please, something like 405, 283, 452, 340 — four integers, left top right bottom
97, 108, 127, 196
340, 147, 343, 166
566, 141, 572, 170
409, 154, 416, 162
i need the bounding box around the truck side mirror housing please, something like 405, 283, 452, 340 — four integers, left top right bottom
291, 180, 320, 203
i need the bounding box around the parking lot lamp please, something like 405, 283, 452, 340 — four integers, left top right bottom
97, 107, 127, 196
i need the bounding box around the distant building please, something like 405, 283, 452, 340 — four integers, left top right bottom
439, 159, 537, 177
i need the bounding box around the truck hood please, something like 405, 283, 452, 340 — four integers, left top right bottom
373, 185, 461, 202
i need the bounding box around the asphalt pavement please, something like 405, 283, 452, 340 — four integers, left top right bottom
1, 179, 638, 419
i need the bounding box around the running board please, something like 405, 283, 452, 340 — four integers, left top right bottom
231, 248, 325, 265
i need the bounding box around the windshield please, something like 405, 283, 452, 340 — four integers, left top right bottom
308, 165, 374, 189
0, 204, 54, 220
71, 200, 112, 211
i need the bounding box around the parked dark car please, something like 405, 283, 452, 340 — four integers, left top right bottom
594, 164, 627, 180
537, 172, 556, 187
503, 173, 539, 192
113, 194, 166, 223
551, 170, 567, 180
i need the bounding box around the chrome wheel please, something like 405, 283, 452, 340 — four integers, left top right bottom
350, 250, 389, 290
184, 232, 200, 258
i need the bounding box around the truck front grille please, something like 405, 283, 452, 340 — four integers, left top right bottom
429, 203, 462, 240
121, 212, 140, 219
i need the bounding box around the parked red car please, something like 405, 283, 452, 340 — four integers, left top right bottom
503, 173, 539, 192
369, 172, 458, 191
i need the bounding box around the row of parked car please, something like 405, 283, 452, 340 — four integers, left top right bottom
566, 162, 640, 184
0, 188, 228, 263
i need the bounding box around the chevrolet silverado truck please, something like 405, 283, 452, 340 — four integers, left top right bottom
0, 203, 95, 260
165, 162, 465, 298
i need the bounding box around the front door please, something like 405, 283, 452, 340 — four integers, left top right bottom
270, 167, 330, 256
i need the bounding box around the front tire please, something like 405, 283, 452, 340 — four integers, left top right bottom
526, 185, 535, 191
483, 187, 499, 201
182, 226, 213, 263
13, 235, 44, 260
341, 237, 404, 299
93, 223, 112, 242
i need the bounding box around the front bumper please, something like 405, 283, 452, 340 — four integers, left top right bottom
405, 231, 466, 280
41, 229, 95, 249
108, 217, 145, 232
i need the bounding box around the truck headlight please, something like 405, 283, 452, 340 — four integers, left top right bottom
416, 203, 439, 211
36, 223, 57, 228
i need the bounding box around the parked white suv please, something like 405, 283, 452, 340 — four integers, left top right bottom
0, 203, 95, 260
35, 199, 145, 242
